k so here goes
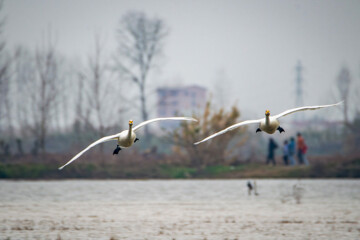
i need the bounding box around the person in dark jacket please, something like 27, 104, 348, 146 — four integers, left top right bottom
266, 138, 278, 165
282, 140, 289, 165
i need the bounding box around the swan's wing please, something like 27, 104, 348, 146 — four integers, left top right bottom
194, 119, 262, 145
133, 117, 198, 132
58, 134, 119, 170
274, 101, 343, 119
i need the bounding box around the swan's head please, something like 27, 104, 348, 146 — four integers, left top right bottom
129, 120, 133, 126
265, 110, 270, 117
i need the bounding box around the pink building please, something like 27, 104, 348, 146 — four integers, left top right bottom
157, 85, 207, 128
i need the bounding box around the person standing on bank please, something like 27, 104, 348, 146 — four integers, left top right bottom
288, 137, 296, 166
266, 138, 278, 166
282, 140, 289, 165
297, 132, 309, 165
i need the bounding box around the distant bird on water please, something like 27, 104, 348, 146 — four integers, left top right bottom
59, 117, 197, 170
247, 181, 253, 195
194, 101, 342, 145
247, 180, 259, 196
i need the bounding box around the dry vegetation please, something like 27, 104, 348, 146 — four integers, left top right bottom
168, 101, 248, 168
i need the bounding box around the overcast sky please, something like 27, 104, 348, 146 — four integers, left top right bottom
4, 0, 360, 120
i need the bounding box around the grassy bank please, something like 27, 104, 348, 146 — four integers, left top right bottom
0, 156, 359, 179
154, 158, 360, 178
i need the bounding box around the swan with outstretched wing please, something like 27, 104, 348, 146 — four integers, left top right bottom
59, 117, 197, 170
194, 102, 342, 145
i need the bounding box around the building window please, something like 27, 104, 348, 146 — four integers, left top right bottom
157, 90, 166, 97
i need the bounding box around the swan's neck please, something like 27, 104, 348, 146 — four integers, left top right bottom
128, 125, 133, 139
265, 115, 270, 125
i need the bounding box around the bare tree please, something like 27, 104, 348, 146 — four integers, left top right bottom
13, 41, 62, 153
336, 66, 351, 124
115, 11, 168, 136
80, 35, 119, 153
0, 43, 11, 133
34, 42, 62, 152
73, 72, 85, 127
340, 66, 360, 154
333, 66, 360, 154
13, 47, 33, 138
0, 0, 12, 138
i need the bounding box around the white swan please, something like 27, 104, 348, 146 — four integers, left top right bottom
194, 102, 342, 145
59, 117, 197, 170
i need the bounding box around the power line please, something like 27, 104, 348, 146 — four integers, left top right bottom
295, 60, 304, 120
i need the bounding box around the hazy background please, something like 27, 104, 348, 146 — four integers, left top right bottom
4, 0, 360, 118
0, 0, 360, 178
1, 3, 359, 239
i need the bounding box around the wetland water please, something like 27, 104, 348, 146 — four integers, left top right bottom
0, 179, 359, 239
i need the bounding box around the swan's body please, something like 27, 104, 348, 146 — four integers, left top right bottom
194, 101, 342, 145
59, 117, 197, 170
117, 121, 136, 148
115, 130, 136, 147
259, 116, 280, 134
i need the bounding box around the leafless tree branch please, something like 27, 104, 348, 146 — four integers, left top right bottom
114, 11, 168, 136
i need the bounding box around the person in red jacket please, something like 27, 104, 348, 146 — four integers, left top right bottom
297, 132, 309, 165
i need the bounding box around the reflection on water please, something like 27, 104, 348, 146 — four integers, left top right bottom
0, 179, 359, 239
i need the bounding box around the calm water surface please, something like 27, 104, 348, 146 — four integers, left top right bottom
0, 179, 359, 239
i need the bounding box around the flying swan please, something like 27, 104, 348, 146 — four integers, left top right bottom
194, 102, 342, 145
59, 117, 197, 170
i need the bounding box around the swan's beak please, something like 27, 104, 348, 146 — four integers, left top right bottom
265, 110, 270, 117
129, 120, 133, 126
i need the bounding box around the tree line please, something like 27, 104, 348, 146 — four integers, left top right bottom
0, 6, 167, 156
0, 0, 359, 163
